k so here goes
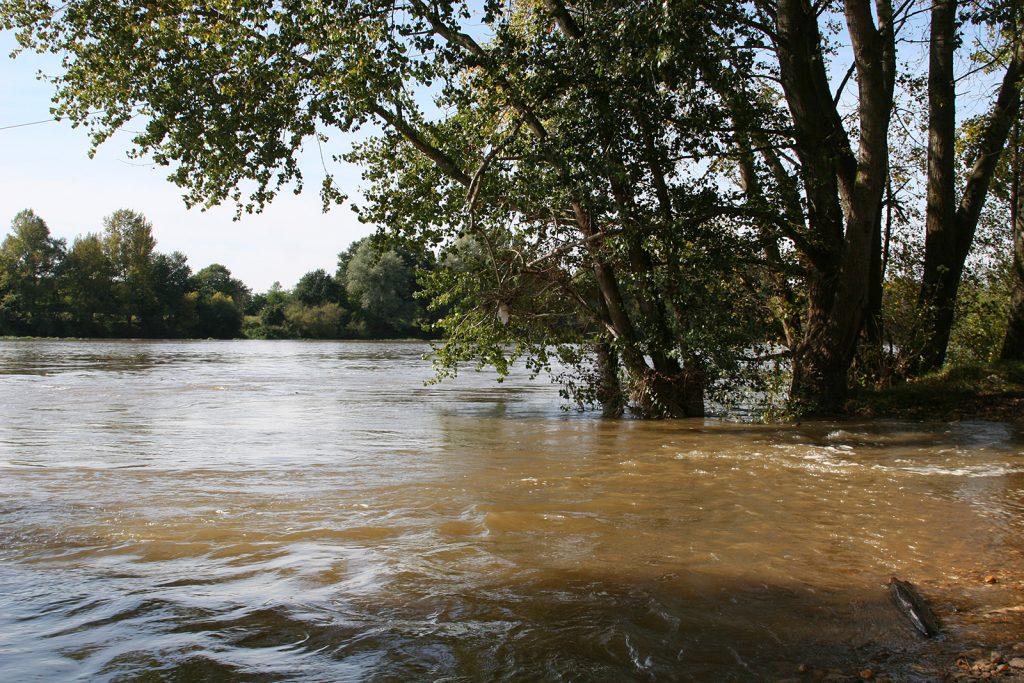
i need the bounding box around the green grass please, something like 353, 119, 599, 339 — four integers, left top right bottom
845, 361, 1024, 422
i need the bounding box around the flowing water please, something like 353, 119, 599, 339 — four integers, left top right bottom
1, 339, 1023, 682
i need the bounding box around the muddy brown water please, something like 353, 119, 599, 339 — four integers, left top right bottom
1, 339, 1023, 681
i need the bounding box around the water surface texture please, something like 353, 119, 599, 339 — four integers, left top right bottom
2, 339, 1023, 681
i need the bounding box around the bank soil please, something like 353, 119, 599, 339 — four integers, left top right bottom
843, 363, 1024, 425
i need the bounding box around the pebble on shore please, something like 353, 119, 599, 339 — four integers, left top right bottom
951, 646, 1024, 681
783, 645, 1024, 683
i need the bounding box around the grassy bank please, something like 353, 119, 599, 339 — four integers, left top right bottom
844, 361, 1024, 423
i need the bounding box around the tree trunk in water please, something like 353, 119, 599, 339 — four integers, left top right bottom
595, 341, 626, 417
631, 364, 705, 419
679, 365, 706, 417
789, 265, 870, 414
601, 110, 705, 419
538, 11, 704, 419
571, 201, 702, 418
790, 341, 852, 415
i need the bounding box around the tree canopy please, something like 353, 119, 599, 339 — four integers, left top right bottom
3, 0, 1023, 416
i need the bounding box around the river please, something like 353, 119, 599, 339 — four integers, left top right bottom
1, 339, 1022, 681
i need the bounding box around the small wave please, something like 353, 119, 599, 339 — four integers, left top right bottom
880, 463, 1024, 478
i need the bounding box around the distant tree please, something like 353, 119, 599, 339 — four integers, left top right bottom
245, 291, 267, 316
150, 251, 193, 336
0, 208, 264, 340
257, 282, 289, 325
343, 239, 419, 337
284, 301, 346, 338
102, 209, 157, 330
191, 263, 251, 309
293, 268, 345, 307
193, 291, 243, 339
0, 209, 66, 335
240, 281, 295, 339
183, 264, 247, 338
335, 240, 361, 286
60, 232, 115, 334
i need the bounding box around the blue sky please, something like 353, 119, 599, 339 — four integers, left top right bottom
0, 31, 372, 293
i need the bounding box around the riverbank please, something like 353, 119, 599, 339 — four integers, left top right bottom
842, 362, 1024, 680
844, 362, 1024, 424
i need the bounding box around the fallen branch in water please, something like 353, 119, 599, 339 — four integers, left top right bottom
889, 576, 941, 637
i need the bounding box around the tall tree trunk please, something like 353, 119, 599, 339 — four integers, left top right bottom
1002, 121, 1024, 360
1002, 219, 1024, 360
916, 0, 958, 374
856, 198, 886, 386
568, 200, 699, 417
771, 0, 895, 414
606, 170, 705, 418
916, 21, 1024, 372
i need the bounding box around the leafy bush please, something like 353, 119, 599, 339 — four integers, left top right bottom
284, 302, 346, 338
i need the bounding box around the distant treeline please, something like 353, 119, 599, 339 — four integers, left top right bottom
0, 208, 438, 340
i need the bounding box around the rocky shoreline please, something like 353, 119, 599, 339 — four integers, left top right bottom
776, 646, 1024, 682
951, 647, 1024, 680
777, 571, 1024, 682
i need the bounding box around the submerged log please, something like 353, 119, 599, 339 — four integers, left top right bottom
889, 576, 941, 637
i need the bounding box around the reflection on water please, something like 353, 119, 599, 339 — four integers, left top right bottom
1, 339, 1023, 681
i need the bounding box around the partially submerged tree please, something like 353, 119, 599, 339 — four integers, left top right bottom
736, 0, 897, 412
